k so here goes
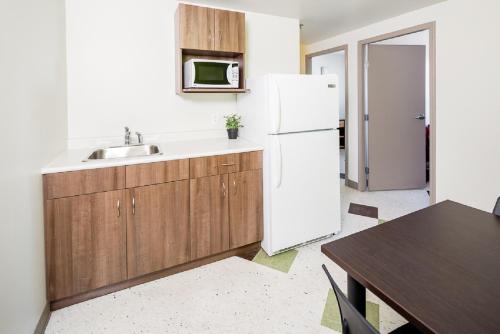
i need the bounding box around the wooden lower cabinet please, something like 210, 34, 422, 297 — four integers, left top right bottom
126, 181, 190, 278
46, 190, 126, 300
44, 153, 263, 307
229, 170, 263, 249
190, 174, 229, 259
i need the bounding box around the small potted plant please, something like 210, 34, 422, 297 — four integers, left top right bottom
224, 114, 243, 139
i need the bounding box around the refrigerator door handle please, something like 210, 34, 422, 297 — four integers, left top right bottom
274, 136, 283, 188
270, 78, 282, 133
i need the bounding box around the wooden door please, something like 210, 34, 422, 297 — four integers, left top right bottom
46, 190, 126, 300
214, 9, 245, 53
190, 174, 229, 259
178, 4, 214, 50
367, 45, 426, 190
229, 170, 263, 248
127, 181, 190, 279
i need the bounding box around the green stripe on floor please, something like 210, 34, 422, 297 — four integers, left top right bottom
252, 249, 298, 273
321, 289, 379, 332
378, 219, 386, 225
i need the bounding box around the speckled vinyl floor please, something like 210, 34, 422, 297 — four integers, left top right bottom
45, 184, 429, 334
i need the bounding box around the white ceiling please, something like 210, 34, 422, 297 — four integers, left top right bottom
186, 0, 445, 44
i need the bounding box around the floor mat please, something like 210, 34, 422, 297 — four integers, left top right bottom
348, 203, 379, 219
321, 289, 380, 332
252, 249, 298, 273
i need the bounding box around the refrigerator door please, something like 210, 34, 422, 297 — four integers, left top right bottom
268, 74, 339, 134
265, 130, 341, 254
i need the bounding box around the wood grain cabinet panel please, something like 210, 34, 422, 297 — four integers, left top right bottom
45, 190, 126, 300
44, 167, 125, 200
127, 181, 190, 278
239, 151, 263, 172
190, 155, 218, 178
178, 3, 214, 50
229, 170, 263, 248
190, 175, 229, 259
125, 159, 189, 188
217, 153, 240, 174
214, 9, 245, 53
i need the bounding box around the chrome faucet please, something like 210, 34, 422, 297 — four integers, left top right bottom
136, 132, 143, 144
124, 127, 131, 145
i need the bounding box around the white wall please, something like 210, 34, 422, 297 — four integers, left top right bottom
305, 0, 500, 212
310, 51, 346, 119
0, 0, 67, 332
65, 0, 300, 148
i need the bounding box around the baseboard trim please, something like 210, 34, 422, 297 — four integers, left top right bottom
50, 241, 261, 311
346, 179, 358, 189
34, 302, 51, 334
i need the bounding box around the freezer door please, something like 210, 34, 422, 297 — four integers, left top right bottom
268, 74, 339, 134
266, 130, 341, 254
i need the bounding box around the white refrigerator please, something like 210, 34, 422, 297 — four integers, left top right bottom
237, 74, 341, 255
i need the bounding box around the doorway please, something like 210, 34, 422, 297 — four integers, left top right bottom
358, 23, 436, 203
305, 45, 349, 184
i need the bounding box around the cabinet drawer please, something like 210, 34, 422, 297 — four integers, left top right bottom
217, 153, 240, 174
239, 151, 262, 172
125, 159, 189, 188
44, 167, 125, 200
189, 152, 262, 178
190, 155, 218, 178
190, 154, 240, 178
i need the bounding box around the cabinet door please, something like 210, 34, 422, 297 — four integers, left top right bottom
127, 181, 190, 278
46, 190, 126, 300
229, 170, 263, 249
178, 4, 214, 50
190, 175, 229, 259
214, 9, 245, 53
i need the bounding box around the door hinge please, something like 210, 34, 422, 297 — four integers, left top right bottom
364, 114, 369, 121
365, 167, 369, 174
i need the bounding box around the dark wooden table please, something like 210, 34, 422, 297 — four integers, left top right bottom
321, 200, 500, 333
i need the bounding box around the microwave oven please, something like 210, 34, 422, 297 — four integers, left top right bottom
184, 59, 239, 89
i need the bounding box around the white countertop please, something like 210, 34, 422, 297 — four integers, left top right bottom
41, 138, 263, 174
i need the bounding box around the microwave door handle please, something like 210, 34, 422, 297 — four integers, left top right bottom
227, 64, 232, 86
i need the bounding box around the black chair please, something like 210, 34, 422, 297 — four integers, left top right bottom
322, 264, 421, 334
493, 197, 500, 216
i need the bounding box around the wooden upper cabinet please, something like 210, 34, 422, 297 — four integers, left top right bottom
214, 9, 245, 53
177, 4, 245, 53
126, 181, 190, 279
178, 4, 214, 50
229, 170, 263, 249
46, 190, 127, 300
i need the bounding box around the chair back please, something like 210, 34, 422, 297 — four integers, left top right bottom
494, 197, 500, 216
322, 264, 379, 334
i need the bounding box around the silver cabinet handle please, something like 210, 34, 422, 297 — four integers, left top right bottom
220, 163, 236, 166
132, 196, 136, 215
117, 200, 121, 217
233, 179, 238, 195
415, 114, 425, 120
222, 181, 226, 197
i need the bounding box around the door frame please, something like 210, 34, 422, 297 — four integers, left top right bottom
357, 22, 436, 204
305, 44, 350, 186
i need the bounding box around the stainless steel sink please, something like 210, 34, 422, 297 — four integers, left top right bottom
84, 144, 162, 161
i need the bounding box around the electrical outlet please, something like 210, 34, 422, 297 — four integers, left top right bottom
211, 113, 218, 125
